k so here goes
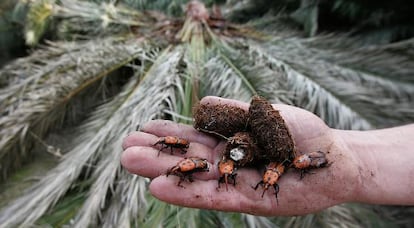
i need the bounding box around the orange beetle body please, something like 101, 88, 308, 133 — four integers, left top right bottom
293, 151, 329, 178
154, 136, 190, 156
254, 162, 285, 202
166, 157, 209, 187
217, 156, 237, 191
293, 155, 311, 169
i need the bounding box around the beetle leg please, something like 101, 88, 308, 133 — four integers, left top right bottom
176, 173, 187, 188
253, 181, 264, 191
217, 177, 223, 190
166, 166, 180, 177
299, 169, 315, 179
156, 144, 169, 156
165, 167, 174, 177
273, 184, 279, 198
300, 169, 306, 179
153, 141, 162, 156
231, 173, 237, 186
261, 186, 268, 198
224, 174, 229, 191
273, 184, 280, 205
177, 179, 185, 188
187, 174, 194, 183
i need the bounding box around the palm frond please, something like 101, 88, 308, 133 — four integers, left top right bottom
264, 37, 414, 127
101, 173, 148, 227
238, 40, 370, 130
73, 46, 183, 227
243, 36, 414, 129
0, 76, 141, 227
0, 45, 186, 227
54, 0, 151, 40
280, 204, 394, 228
201, 54, 253, 101
217, 40, 294, 104
0, 37, 149, 181
120, 0, 187, 16
317, 37, 414, 84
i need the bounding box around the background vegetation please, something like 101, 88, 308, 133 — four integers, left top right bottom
0, 0, 413, 227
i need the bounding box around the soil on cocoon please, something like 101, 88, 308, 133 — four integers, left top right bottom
248, 95, 297, 163
193, 102, 249, 138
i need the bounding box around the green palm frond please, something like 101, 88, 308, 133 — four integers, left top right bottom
0, 0, 413, 227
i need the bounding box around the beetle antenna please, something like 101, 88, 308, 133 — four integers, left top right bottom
197, 128, 229, 140
281, 159, 290, 166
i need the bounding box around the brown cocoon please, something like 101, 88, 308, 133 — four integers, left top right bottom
248, 96, 296, 163
223, 132, 261, 167
193, 102, 249, 138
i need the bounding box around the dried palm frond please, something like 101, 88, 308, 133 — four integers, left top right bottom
201, 44, 291, 104
280, 203, 402, 228
54, 0, 153, 40
0, 77, 141, 227
73, 47, 183, 227
0, 37, 150, 181
239, 36, 414, 129
0, 45, 184, 227
267, 37, 413, 128
315, 37, 414, 84
101, 173, 148, 227
139, 198, 277, 228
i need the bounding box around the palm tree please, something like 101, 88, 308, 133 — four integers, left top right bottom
0, 0, 413, 227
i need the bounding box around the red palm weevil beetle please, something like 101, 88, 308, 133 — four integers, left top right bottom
166, 157, 209, 187
153, 136, 190, 156
217, 156, 237, 191
292, 151, 329, 179
254, 162, 285, 203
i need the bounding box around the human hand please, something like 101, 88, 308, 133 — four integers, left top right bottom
121, 96, 362, 216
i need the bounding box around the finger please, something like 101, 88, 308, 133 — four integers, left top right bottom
121, 146, 164, 178
141, 119, 219, 148
122, 131, 158, 150
149, 169, 338, 216
121, 144, 222, 179
122, 131, 224, 160
149, 172, 269, 215
123, 130, 220, 157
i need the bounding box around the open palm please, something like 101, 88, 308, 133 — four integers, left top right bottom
121, 96, 361, 216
